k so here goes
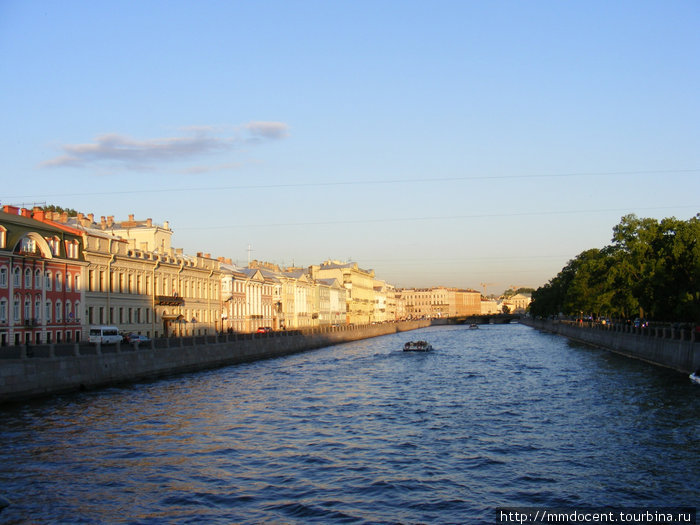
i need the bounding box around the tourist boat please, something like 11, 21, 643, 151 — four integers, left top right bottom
690, 369, 700, 385
403, 340, 433, 352
468, 323, 479, 329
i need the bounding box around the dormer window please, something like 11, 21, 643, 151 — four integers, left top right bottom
20, 237, 37, 255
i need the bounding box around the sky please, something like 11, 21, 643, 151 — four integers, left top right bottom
1, 1, 698, 294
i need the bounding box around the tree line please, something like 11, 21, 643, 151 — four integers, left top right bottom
529, 214, 700, 323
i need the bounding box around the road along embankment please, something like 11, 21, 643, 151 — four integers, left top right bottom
0, 320, 430, 404
521, 317, 699, 374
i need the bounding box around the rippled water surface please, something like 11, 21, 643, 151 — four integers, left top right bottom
0, 324, 698, 524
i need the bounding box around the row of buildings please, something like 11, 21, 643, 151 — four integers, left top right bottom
0, 207, 523, 346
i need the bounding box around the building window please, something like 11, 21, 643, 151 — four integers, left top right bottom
13, 298, 20, 322
0, 299, 7, 322
55, 300, 62, 322
46, 236, 59, 256
24, 268, 32, 289
34, 298, 41, 322
0, 227, 5, 249
45, 301, 51, 323
23, 297, 30, 321
20, 237, 37, 255
75, 274, 81, 291
66, 273, 72, 292
56, 272, 62, 292
66, 240, 79, 259
45, 271, 52, 291
13, 267, 21, 287
66, 302, 72, 321
35, 269, 42, 289
0, 267, 7, 288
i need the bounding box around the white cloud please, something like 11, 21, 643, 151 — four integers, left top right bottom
41, 122, 289, 170
245, 121, 290, 140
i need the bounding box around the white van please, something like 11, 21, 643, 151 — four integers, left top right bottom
88, 326, 123, 344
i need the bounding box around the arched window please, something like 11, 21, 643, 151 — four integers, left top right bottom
56, 272, 62, 292
13, 267, 21, 287
24, 268, 32, 289
74, 301, 80, 322
34, 297, 41, 322
75, 274, 81, 291
0, 267, 7, 288
66, 273, 72, 292
13, 297, 20, 321
45, 271, 52, 291
24, 296, 31, 320
34, 269, 42, 289
55, 300, 62, 321
45, 301, 52, 323
65, 301, 72, 321
0, 299, 7, 322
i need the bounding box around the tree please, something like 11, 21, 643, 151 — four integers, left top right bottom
43, 205, 79, 217
530, 214, 699, 322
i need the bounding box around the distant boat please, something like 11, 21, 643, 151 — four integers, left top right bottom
468, 323, 479, 330
403, 340, 433, 352
690, 369, 700, 385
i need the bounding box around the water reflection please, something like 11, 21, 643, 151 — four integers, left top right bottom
0, 324, 698, 523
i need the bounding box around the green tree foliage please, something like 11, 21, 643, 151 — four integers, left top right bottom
43, 205, 79, 217
530, 214, 700, 322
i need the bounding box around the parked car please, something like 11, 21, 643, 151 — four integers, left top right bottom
256, 327, 273, 334
89, 326, 122, 344
127, 334, 151, 344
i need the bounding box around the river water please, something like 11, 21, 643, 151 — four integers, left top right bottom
0, 324, 697, 524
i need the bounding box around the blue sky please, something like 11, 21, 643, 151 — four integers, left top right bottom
2, 1, 698, 292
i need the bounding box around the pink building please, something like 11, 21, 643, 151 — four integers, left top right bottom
0, 207, 86, 346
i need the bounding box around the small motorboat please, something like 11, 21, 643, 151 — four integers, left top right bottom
403, 340, 433, 352
468, 323, 479, 330
690, 369, 700, 385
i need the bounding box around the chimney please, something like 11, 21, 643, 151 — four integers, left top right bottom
163, 220, 170, 230
100, 216, 107, 229
60, 212, 68, 223
2, 205, 18, 215
77, 213, 84, 221
20, 208, 31, 218
146, 218, 152, 227
197, 252, 203, 258
88, 213, 94, 223
107, 216, 114, 227
128, 214, 134, 221
204, 253, 211, 259
33, 209, 45, 221
176, 248, 183, 255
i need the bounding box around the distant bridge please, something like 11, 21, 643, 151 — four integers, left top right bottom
432, 314, 522, 326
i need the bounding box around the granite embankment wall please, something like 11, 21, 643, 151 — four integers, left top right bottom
0, 320, 430, 404
521, 317, 699, 374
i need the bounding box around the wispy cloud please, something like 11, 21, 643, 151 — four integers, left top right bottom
41, 121, 289, 171
245, 121, 290, 140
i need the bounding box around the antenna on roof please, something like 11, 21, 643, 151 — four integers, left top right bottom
247, 244, 253, 265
